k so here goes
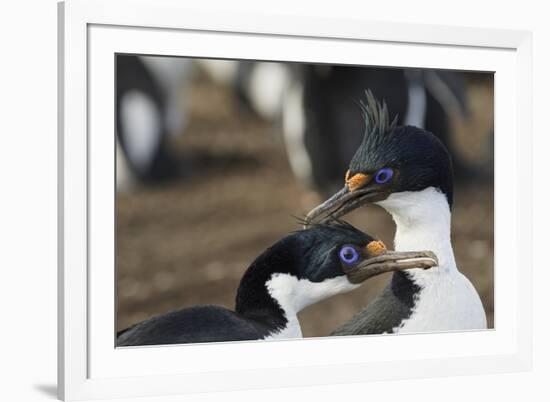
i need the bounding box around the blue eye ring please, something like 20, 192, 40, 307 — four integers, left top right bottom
374, 167, 394, 184
339, 245, 360, 265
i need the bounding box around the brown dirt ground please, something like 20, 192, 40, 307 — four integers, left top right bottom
116, 70, 494, 336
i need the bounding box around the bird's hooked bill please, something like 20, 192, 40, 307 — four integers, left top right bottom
343, 246, 439, 284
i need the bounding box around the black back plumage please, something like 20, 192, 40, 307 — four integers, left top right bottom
117, 305, 275, 346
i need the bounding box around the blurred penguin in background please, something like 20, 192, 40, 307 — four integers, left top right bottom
198, 59, 293, 122
116, 55, 193, 190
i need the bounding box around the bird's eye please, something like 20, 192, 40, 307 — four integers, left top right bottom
374, 167, 394, 184
339, 245, 360, 265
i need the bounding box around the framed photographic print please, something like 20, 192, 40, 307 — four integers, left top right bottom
58, 0, 533, 400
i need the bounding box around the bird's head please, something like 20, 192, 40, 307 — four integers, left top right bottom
304, 90, 454, 225
238, 221, 437, 314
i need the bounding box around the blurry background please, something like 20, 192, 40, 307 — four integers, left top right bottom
116, 55, 494, 335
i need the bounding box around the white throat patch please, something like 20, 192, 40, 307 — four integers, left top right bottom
376, 187, 456, 271
264, 274, 359, 340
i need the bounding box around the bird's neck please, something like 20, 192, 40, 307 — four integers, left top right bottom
235, 278, 289, 335
235, 250, 294, 333
377, 187, 457, 275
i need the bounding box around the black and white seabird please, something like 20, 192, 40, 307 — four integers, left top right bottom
305, 91, 486, 334
117, 222, 437, 346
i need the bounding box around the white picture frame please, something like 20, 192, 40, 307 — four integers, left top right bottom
58, 0, 533, 400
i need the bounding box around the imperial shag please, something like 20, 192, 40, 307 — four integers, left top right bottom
305, 91, 486, 334
117, 222, 437, 346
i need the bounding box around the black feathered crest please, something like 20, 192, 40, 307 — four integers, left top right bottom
349, 90, 399, 173
358, 90, 398, 152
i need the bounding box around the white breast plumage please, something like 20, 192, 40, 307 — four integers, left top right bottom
394, 270, 487, 333
377, 187, 487, 333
